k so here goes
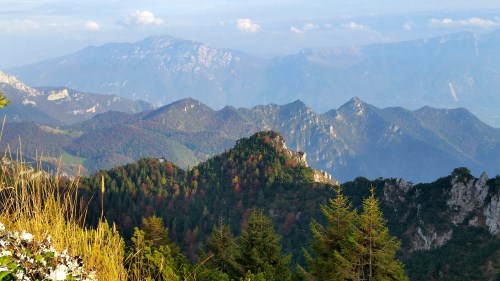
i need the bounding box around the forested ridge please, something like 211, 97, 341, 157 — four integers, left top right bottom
70, 131, 499, 280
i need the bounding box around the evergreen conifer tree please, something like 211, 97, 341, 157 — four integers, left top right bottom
238, 210, 292, 281
204, 221, 243, 279
303, 185, 357, 280
338, 187, 408, 281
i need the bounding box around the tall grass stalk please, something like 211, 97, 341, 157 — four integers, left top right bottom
0, 143, 127, 280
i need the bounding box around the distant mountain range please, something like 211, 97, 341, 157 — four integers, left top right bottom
0, 71, 153, 125
1, 78, 498, 182
6, 30, 500, 127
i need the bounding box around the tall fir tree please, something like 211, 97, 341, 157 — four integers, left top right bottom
125, 218, 191, 281
238, 210, 292, 281
303, 185, 357, 280
203, 221, 243, 279
338, 187, 408, 281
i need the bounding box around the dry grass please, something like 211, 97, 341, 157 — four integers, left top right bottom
0, 148, 127, 280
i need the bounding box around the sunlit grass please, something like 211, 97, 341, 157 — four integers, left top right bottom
0, 150, 127, 280
61, 152, 86, 166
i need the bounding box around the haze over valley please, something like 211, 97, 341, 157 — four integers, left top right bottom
1, 1, 500, 280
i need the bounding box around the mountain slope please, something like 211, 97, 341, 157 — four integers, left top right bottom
79, 131, 334, 259
0, 71, 153, 125
3, 97, 499, 183
7, 36, 265, 109
77, 132, 500, 280
7, 31, 500, 127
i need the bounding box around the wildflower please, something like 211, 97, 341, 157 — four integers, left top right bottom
0, 250, 12, 257
0, 266, 10, 272
49, 264, 68, 280
20, 231, 34, 243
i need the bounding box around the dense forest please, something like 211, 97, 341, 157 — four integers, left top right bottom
69, 131, 500, 280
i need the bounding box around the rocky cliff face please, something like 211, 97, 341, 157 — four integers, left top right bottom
381, 169, 500, 252
262, 131, 335, 184
485, 194, 500, 234
447, 172, 489, 225
0, 71, 39, 96
0, 71, 153, 125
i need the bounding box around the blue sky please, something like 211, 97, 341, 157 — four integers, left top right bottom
1, 0, 500, 68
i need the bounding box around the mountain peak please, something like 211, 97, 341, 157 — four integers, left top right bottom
282, 99, 308, 111
231, 131, 336, 184
169, 97, 205, 108
139, 35, 185, 47
147, 97, 207, 114
0, 71, 39, 97
339, 97, 368, 116
139, 97, 216, 128
235, 130, 310, 166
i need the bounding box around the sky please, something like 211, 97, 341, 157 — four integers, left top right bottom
1, 0, 500, 68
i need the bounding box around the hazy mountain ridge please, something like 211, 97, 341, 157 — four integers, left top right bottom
1, 95, 499, 183
6, 30, 500, 127
7, 36, 265, 107
0, 71, 153, 125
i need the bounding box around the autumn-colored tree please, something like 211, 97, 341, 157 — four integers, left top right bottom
142, 215, 169, 247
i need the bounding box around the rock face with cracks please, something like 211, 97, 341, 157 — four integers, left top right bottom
447, 172, 489, 225
380, 170, 500, 253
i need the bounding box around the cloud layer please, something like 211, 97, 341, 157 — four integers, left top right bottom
341, 22, 368, 31
429, 17, 500, 28
84, 21, 100, 31
121, 10, 164, 27
290, 23, 318, 34
236, 19, 261, 33
0, 19, 40, 33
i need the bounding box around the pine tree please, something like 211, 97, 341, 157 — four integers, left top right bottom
338, 187, 408, 281
126, 220, 190, 280
238, 210, 292, 281
204, 221, 243, 278
303, 185, 357, 280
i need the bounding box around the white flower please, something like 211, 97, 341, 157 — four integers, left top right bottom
0, 250, 12, 257
0, 266, 10, 272
20, 231, 33, 243
49, 264, 68, 280
0, 222, 5, 231
14, 271, 31, 281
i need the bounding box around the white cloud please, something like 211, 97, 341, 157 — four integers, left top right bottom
0, 19, 40, 33
403, 21, 414, 31
290, 26, 302, 34
341, 22, 368, 31
429, 17, 500, 28
84, 21, 100, 31
121, 10, 164, 27
291, 23, 318, 34
236, 18, 261, 33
